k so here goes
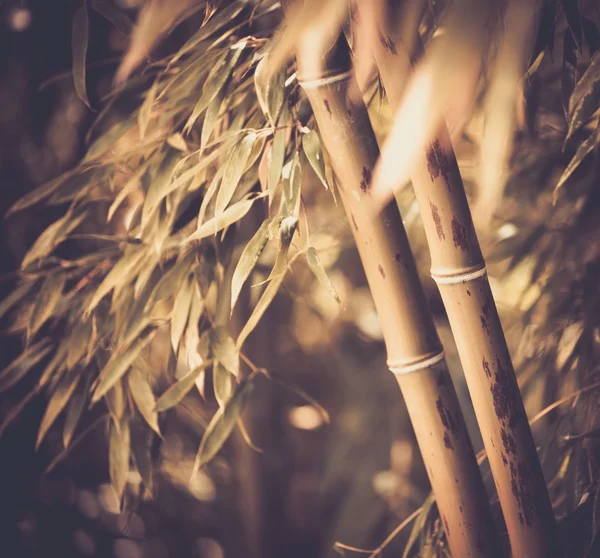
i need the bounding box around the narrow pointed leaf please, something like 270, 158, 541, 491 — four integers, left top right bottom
109, 417, 130, 509
0, 339, 52, 393
63, 374, 91, 448
72, 2, 91, 107
562, 0, 582, 49
171, 274, 193, 353
306, 247, 341, 304
562, 31, 578, 119
201, 83, 226, 150
210, 326, 239, 377
128, 367, 161, 436
193, 377, 254, 473
302, 130, 328, 189
255, 55, 286, 126
91, 328, 156, 403
155, 361, 212, 411
0, 279, 37, 321
105, 379, 125, 423
36, 369, 82, 450
187, 196, 257, 242
130, 418, 154, 494
28, 274, 66, 337
568, 51, 600, 120
90, 0, 133, 36
213, 361, 234, 408
554, 129, 596, 202
146, 252, 194, 310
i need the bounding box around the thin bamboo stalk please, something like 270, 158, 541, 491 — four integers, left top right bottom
372, 7, 560, 557
280, 6, 499, 556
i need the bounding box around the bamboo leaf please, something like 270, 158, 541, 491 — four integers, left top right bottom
192, 376, 254, 474
302, 130, 328, 189
201, 81, 226, 150
91, 328, 156, 404
254, 54, 286, 126
236, 216, 297, 350
36, 368, 81, 450
0, 386, 42, 438
230, 217, 280, 313
268, 117, 286, 196
171, 274, 193, 354
561, 0, 582, 50
109, 417, 130, 509
138, 81, 158, 139
554, 129, 596, 203
210, 326, 239, 377
215, 132, 257, 213
155, 361, 212, 411
146, 252, 194, 310
66, 319, 94, 369
142, 148, 181, 227
213, 361, 234, 408
167, 133, 188, 152
562, 32, 578, 122
0, 279, 37, 321
127, 366, 161, 436
90, 0, 133, 36
306, 247, 341, 304
403, 493, 436, 558
130, 417, 154, 494
187, 196, 257, 243
285, 151, 302, 217
7, 170, 77, 216
582, 17, 599, 55
105, 379, 125, 424
0, 339, 52, 393
63, 373, 91, 448
72, 2, 91, 108
568, 51, 600, 131
28, 274, 66, 338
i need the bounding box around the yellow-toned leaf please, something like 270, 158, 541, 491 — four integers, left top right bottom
0, 279, 37, 320
171, 274, 193, 354
127, 366, 161, 436
28, 274, 66, 338
302, 130, 328, 189
155, 361, 212, 411
63, 374, 91, 448
210, 326, 239, 377
213, 361, 234, 408
0, 338, 52, 393
306, 247, 341, 304
554, 129, 596, 203
109, 417, 130, 509
66, 319, 93, 369
130, 417, 154, 494
72, 2, 91, 107
105, 379, 125, 424
254, 54, 286, 126
201, 85, 226, 150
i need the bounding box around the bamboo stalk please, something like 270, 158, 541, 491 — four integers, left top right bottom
372, 7, 560, 556
280, 6, 499, 556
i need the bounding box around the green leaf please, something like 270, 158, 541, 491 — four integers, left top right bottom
187, 195, 258, 243
0, 279, 37, 321
302, 130, 328, 189
72, 2, 91, 108
91, 327, 156, 404
230, 216, 280, 313
215, 132, 258, 213
210, 326, 239, 377
109, 416, 130, 509
36, 368, 82, 450
236, 216, 298, 350
127, 366, 161, 436
192, 376, 254, 474
63, 373, 91, 448
155, 361, 212, 411
0, 339, 52, 393
306, 247, 341, 304
28, 273, 66, 338
213, 361, 234, 408
171, 274, 193, 354
554, 128, 597, 203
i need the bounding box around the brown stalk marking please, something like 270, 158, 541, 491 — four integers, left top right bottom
426, 139, 452, 188
323, 99, 332, 115
444, 431, 454, 451
360, 166, 372, 192
430, 201, 445, 241
451, 216, 468, 250
378, 264, 386, 279
378, 30, 398, 55
350, 213, 359, 231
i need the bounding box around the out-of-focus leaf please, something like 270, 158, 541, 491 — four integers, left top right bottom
72, 2, 91, 108
187, 195, 258, 242
39, 343, 68, 387
561, 0, 582, 50
6, 170, 77, 216
237, 417, 262, 452
562, 31, 578, 119
142, 148, 181, 227
107, 163, 149, 223
583, 17, 599, 55
167, 133, 188, 152
0, 279, 37, 321
403, 493, 436, 558
91, 328, 156, 404
66, 319, 93, 369
306, 247, 341, 304
554, 128, 596, 203
36, 368, 81, 450
210, 326, 239, 377
22, 212, 87, 270
215, 132, 257, 213
302, 130, 328, 189
0, 339, 52, 393
255, 54, 286, 125
130, 417, 154, 494
201, 85, 226, 150
138, 81, 158, 139
213, 361, 234, 408
236, 216, 298, 350
192, 376, 254, 474
84, 119, 136, 163
155, 361, 212, 411
128, 366, 161, 436
28, 274, 66, 338
567, 52, 600, 138
0, 386, 42, 438
171, 274, 193, 354
90, 0, 133, 36
146, 252, 194, 310
63, 374, 91, 448
109, 416, 130, 509
231, 216, 280, 313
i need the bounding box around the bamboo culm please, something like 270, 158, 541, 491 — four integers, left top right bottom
281, 6, 500, 556
372, 7, 560, 556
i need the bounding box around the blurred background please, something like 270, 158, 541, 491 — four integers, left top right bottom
0, 1, 598, 557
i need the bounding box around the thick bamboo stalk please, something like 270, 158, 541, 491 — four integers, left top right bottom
281, 7, 499, 557
372, 9, 560, 557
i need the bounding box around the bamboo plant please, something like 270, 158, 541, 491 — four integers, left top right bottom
371, 5, 560, 556
279, 4, 498, 555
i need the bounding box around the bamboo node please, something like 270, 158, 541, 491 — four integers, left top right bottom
430, 264, 487, 285
298, 70, 354, 90
388, 350, 445, 375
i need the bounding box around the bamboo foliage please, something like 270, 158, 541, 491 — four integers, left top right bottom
278, 3, 498, 555
371, 4, 560, 556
